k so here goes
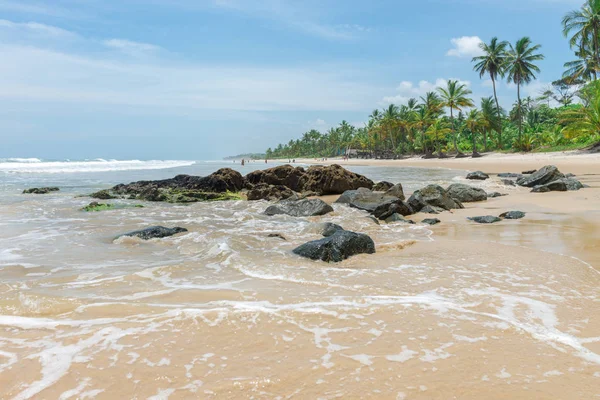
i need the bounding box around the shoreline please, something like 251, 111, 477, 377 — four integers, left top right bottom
306, 151, 600, 270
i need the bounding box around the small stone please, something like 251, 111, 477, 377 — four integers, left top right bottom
466, 171, 489, 180
499, 211, 526, 220
468, 216, 502, 224
267, 233, 287, 240
422, 218, 441, 225
487, 192, 507, 198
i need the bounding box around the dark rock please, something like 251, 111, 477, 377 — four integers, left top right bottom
522, 169, 537, 174
344, 190, 403, 213
292, 230, 376, 262
385, 214, 415, 224
468, 216, 502, 224
408, 185, 464, 212
487, 192, 507, 198
366, 216, 380, 225
334, 187, 372, 205
105, 169, 245, 202
498, 173, 523, 178
299, 164, 374, 195
420, 205, 444, 214
23, 187, 59, 194
531, 180, 568, 193
561, 177, 584, 191
268, 233, 287, 240
501, 179, 516, 186
384, 183, 405, 201
422, 218, 441, 225
246, 183, 296, 201
466, 171, 489, 180
319, 222, 345, 237
499, 211, 526, 220
446, 183, 487, 203
245, 165, 305, 192
372, 200, 413, 220
373, 181, 394, 192
117, 226, 188, 240
264, 198, 334, 217
516, 165, 565, 187
90, 189, 117, 200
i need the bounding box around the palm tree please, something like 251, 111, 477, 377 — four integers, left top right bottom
537, 86, 555, 107
437, 80, 474, 156
382, 104, 400, 151
472, 37, 508, 148
560, 81, 600, 141
562, 0, 600, 80
505, 37, 544, 146
465, 109, 483, 156
563, 46, 599, 83
426, 119, 452, 157
480, 97, 502, 152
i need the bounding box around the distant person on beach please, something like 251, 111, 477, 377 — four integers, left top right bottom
241, 159, 245, 166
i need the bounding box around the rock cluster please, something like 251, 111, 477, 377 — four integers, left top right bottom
23, 187, 59, 194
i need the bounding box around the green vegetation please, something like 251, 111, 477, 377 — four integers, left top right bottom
224, 153, 266, 160
81, 202, 144, 212
265, 1, 600, 159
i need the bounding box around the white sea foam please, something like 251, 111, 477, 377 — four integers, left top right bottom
0, 159, 195, 173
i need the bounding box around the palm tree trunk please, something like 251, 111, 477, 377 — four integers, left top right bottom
450, 107, 459, 154
472, 132, 477, 155
517, 82, 522, 147
484, 130, 488, 152
491, 75, 502, 150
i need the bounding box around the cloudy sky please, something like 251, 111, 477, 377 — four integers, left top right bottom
0, 0, 580, 160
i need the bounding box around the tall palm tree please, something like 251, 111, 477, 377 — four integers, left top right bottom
472, 37, 508, 148
560, 81, 600, 141
382, 104, 400, 151
562, 0, 600, 80
505, 37, 544, 146
437, 80, 474, 156
563, 45, 598, 83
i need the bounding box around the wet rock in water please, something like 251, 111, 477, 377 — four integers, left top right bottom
408, 185, 464, 212
90, 189, 117, 200
299, 164, 374, 195
446, 183, 487, 203
466, 171, 489, 180
23, 187, 59, 194
365, 216, 380, 225
117, 226, 188, 240
264, 198, 334, 217
246, 183, 296, 201
342, 190, 403, 213
372, 200, 414, 220
487, 192, 507, 198
384, 183, 405, 201
292, 230, 376, 262
422, 218, 441, 225
373, 181, 394, 192
468, 216, 502, 224
319, 222, 345, 237
499, 211, 526, 220
245, 165, 305, 192
102, 169, 246, 202
498, 173, 523, 178
501, 179, 517, 187
82, 202, 114, 212
516, 165, 564, 187
420, 205, 444, 214
267, 233, 287, 240
522, 169, 537, 174
334, 187, 372, 205
384, 213, 415, 224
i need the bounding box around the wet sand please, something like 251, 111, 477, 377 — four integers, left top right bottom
1, 155, 599, 399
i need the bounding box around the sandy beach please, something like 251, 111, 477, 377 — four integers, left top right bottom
294, 151, 600, 268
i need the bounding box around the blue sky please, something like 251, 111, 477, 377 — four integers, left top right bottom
0, 0, 582, 160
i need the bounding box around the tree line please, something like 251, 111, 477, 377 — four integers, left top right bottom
265, 0, 600, 160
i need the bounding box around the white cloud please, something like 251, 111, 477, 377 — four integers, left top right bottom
381, 78, 471, 105
103, 39, 161, 55
447, 36, 483, 58
0, 19, 77, 38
